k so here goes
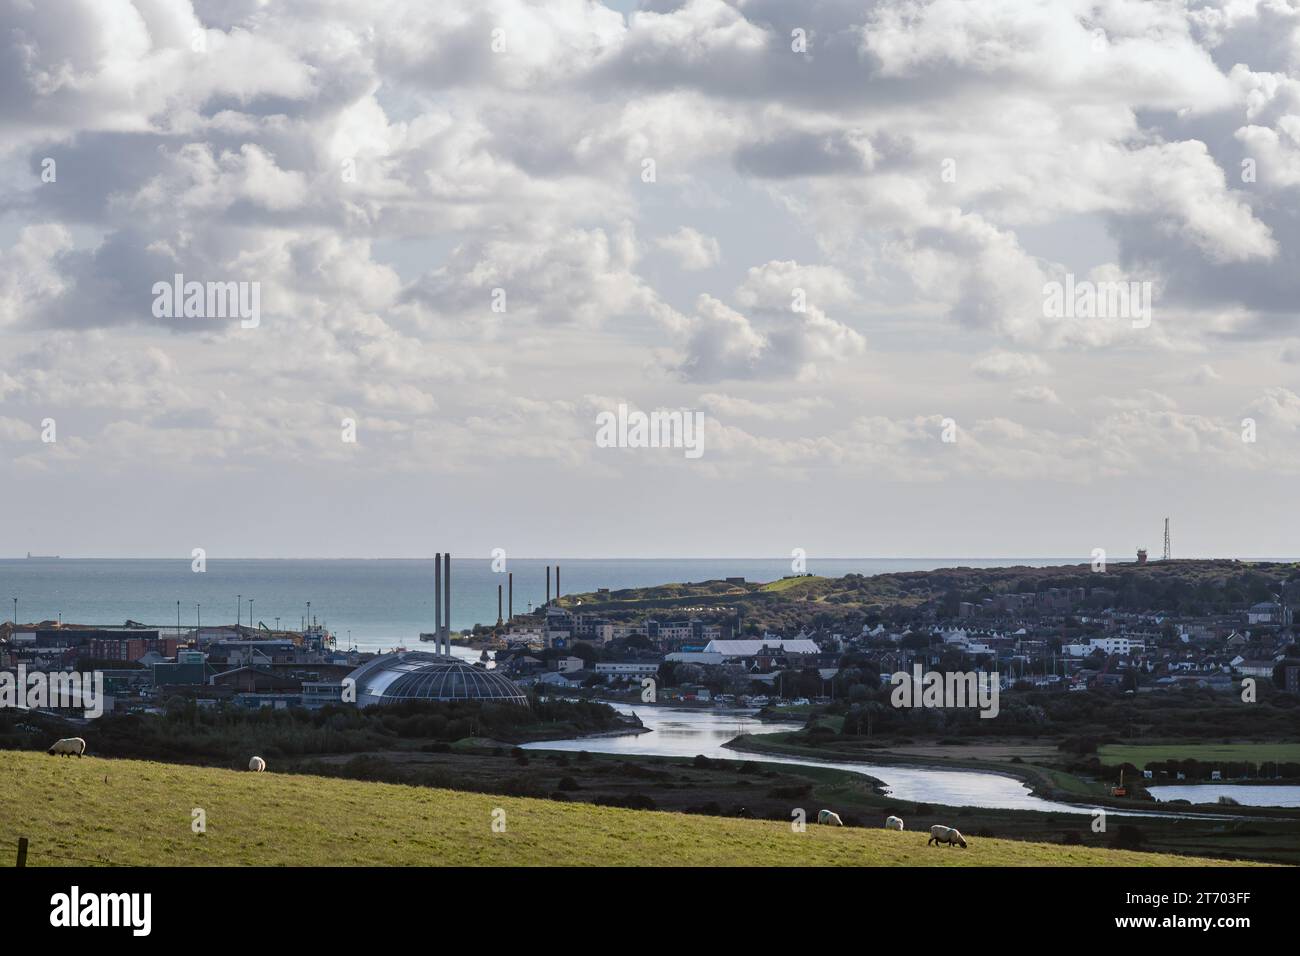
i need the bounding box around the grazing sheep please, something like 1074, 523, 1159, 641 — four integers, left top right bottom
46, 737, 86, 757
817, 809, 844, 826
248, 756, 266, 772
884, 815, 905, 831
928, 824, 968, 848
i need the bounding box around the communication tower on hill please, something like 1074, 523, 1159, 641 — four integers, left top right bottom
1163, 517, 1171, 561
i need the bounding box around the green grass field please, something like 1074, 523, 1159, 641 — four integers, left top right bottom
757, 575, 824, 593
1098, 743, 1300, 767
0, 751, 1260, 867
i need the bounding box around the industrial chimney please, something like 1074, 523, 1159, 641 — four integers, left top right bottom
546, 565, 551, 605
497, 584, 503, 627
555, 565, 560, 604
443, 552, 451, 656
508, 572, 513, 623
434, 551, 442, 652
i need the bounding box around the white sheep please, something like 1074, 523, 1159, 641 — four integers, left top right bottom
884, 815, 905, 831
248, 756, 266, 772
47, 737, 86, 757
928, 824, 968, 848
817, 809, 843, 826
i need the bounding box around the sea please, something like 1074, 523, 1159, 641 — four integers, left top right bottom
1, 557, 1085, 652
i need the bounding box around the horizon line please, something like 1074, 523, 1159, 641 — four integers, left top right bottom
4, 555, 1296, 563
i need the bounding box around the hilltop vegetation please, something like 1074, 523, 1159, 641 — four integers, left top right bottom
0, 698, 625, 767
0, 751, 1255, 867
555, 559, 1300, 632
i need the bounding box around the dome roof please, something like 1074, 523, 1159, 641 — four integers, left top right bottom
349, 651, 528, 707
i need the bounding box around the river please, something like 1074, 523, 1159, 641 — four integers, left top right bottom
523, 704, 1258, 818
1148, 784, 1300, 808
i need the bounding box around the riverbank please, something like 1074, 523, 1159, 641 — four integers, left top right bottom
3, 750, 1258, 867
283, 736, 1298, 864
724, 730, 1300, 821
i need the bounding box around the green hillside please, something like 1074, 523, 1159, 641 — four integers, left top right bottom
548, 558, 1300, 632
0, 752, 1259, 867
1098, 743, 1300, 766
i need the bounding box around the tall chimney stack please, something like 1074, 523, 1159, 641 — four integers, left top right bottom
556, 565, 560, 604
443, 552, 451, 656
508, 572, 513, 623
546, 566, 551, 605
434, 552, 442, 653
498, 584, 503, 627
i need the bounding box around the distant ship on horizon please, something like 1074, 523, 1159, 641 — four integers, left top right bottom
25, 552, 60, 560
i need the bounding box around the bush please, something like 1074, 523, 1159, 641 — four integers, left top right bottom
766, 784, 812, 799
557, 775, 580, 791
1112, 824, 1146, 849
594, 793, 656, 811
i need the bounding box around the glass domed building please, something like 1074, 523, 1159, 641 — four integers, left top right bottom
348, 651, 528, 707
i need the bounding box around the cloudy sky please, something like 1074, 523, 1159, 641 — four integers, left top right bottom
3, 0, 1300, 559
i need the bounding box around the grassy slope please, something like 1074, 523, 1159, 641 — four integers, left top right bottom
757, 576, 824, 593
1098, 743, 1300, 766
0, 752, 1256, 867
556, 558, 1300, 625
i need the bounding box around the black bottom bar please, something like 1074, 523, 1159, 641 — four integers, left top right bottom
0, 865, 1281, 941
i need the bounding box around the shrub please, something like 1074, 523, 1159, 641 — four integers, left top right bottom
594, 793, 656, 811
766, 784, 812, 798
1112, 825, 1146, 850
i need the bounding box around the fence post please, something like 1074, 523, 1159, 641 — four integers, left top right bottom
16, 837, 28, 868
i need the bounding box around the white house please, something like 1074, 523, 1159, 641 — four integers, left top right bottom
537, 671, 583, 688
594, 661, 659, 678
1248, 602, 1283, 625
701, 639, 821, 659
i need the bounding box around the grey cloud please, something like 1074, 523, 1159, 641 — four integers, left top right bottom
734, 130, 873, 178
